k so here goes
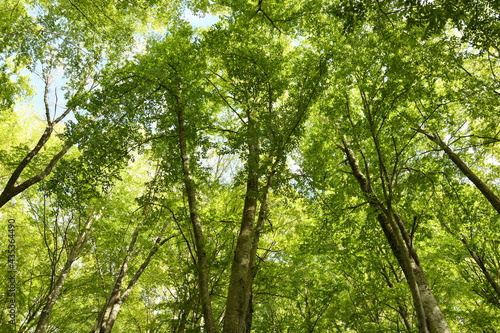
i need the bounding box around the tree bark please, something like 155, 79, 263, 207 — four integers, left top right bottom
0, 127, 70, 209
398, 304, 413, 332
417, 128, 500, 214
174, 91, 216, 333
223, 113, 260, 333
91, 225, 173, 333
244, 170, 275, 333
92, 228, 137, 333
376, 213, 430, 333
340, 137, 451, 333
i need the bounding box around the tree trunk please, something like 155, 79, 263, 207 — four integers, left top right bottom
341, 137, 451, 333
417, 128, 500, 214
398, 304, 413, 332
0, 126, 69, 209
174, 91, 216, 333
223, 114, 260, 333
377, 213, 430, 333
91, 223, 172, 333
244, 171, 275, 333
0, 83, 75, 210
35, 215, 94, 333
411, 261, 450, 333
92, 228, 134, 333
35, 258, 74, 333
462, 236, 500, 302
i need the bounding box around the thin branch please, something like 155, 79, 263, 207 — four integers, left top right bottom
205, 75, 247, 124
256, 0, 283, 33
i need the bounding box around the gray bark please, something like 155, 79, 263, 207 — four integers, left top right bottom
91, 225, 173, 333
174, 91, 216, 333
341, 137, 451, 333
223, 114, 260, 333
417, 128, 500, 214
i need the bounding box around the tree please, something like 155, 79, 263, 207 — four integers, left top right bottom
0, 0, 182, 210
201, 18, 326, 332
34, 205, 97, 333
2, 1, 499, 332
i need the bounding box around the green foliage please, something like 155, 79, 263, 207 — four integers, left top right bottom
1, 1, 499, 332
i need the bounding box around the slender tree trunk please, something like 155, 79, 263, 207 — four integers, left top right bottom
340, 137, 451, 333
224, 106, 301, 332
174, 91, 216, 333
411, 258, 450, 332
0, 129, 69, 209
92, 228, 136, 333
419, 129, 500, 305
223, 115, 260, 333
244, 171, 275, 333
417, 128, 500, 214
0, 83, 75, 210
220, 50, 322, 333
35, 215, 94, 333
91, 225, 172, 333
376, 213, 430, 333
35, 261, 73, 333
462, 236, 500, 301
398, 304, 413, 332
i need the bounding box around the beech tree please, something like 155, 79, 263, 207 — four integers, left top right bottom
2, 1, 499, 332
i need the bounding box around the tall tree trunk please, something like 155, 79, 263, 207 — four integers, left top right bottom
417, 128, 500, 214
223, 114, 260, 333
418, 129, 500, 306
224, 110, 299, 332
92, 228, 137, 333
35, 215, 94, 333
376, 213, 430, 333
398, 304, 413, 332
340, 137, 451, 333
221, 49, 322, 333
174, 91, 216, 333
244, 170, 275, 333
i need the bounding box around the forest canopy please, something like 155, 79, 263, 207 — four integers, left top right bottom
1, 0, 499, 332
